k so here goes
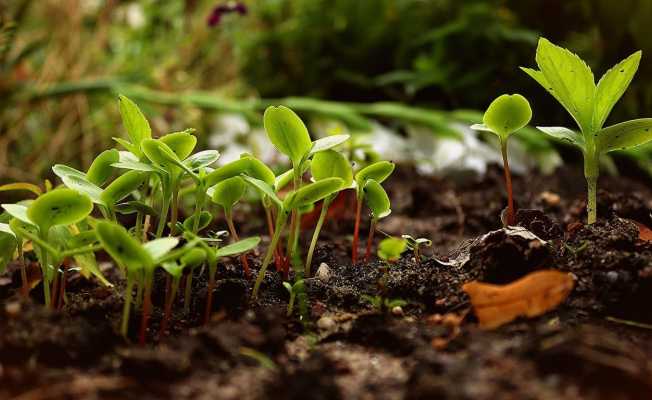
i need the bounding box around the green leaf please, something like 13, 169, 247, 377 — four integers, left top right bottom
536, 126, 585, 150
53, 164, 87, 181
27, 189, 93, 231
0, 223, 16, 274
215, 236, 261, 257
481, 94, 532, 139
354, 161, 395, 192
184, 150, 220, 171
180, 248, 207, 268
86, 149, 119, 186
596, 118, 652, 153
241, 175, 283, 209
111, 160, 160, 173
311, 150, 353, 187
159, 130, 197, 160
593, 51, 642, 130
183, 211, 212, 232
100, 171, 148, 206
0, 182, 42, 196
95, 221, 152, 272
112, 137, 140, 156
283, 178, 344, 210
263, 105, 312, 167
245, 156, 276, 185
377, 237, 407, 262
162, 261, 184, 278
118, 95, 151, 153
1, 204, 33, 225
310, 134, 350, 154
522, 37, 595, 133
206, 158, 250, 186
59, 174, 105, 205
114, 200, 158, 216
143, 237, 179, 261
210, 176, 246, 211
363, 179, 391, 220
141, 138, 182, 170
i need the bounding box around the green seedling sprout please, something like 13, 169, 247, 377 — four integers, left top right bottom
522, 38, 652, 224
304, 149, 353, 276
242, 176, 344, 299
263, 106, 349, 267
471, 94, 532, 226
351, 161, 395, 264
160, 247, 206, 334
362, 179, 391, 263
19, 189, 93, 308
0, 222, 17, 283
362, 236, 408, 313
115, 95, 152, 158
282, 279, 305, 317
95, 221, 182, 343
198, 236, 261, 323
209, 176, 252, 278
401, 234, 432, 266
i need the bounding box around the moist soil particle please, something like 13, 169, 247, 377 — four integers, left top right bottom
2, 165, 652, 399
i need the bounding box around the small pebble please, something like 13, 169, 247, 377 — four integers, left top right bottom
391, 306, 404, 316
540, 191, 561, 207
5, 301, 21, 317
317, 316, 336, 330
316, 263, 331, 283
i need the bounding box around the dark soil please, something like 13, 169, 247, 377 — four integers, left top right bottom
2, 164, 652, 400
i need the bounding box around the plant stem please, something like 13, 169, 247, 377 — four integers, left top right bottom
364, 218, 377, 263
57, 264, 66, 309
252, 213, 288, 299
50, 269, 59, 308
584, 148, 600, 224
135, 211, 143, 240
160, 277, 179, 336
156, 197, 171, 238
305, 197, 331, 277
287, 292, 296, 317
121, 274, 134, 338
265, 205, 282, 272
225, 210, 251, 279
184, 270, 193, 314
18, 244, 28, 297
352, 196, 363, 264
139, 272, 153, 345
134, 272, 144, 309
204, 260, 218, 324
587, 175, 598, 224
191, 183, 206, 233
500, 141, 515, 226
170, 186, 179, 236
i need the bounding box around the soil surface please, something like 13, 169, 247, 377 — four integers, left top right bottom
2, 164, 652, 400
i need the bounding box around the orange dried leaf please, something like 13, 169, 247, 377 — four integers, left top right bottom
462, 270, 574, 330
631, 220, 652, 242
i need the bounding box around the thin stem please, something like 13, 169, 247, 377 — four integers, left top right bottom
184, 270, 193, 314
135, 212, 143, 240
364, 218, 377, 263
500, 141, 515, 226
121, 274, 135, 338
191, 183, 206, 233
587, 175, 598, 224
352, 196, 363, 264
50, 269, 59, 308
160, 277, 179, 336
287, 292, 296, 317
226, 210, 251, 279
134, 272, 144, 309
252, 213, 288, 299
57, 264, 66, 309
19, 243, 28, 297
305, 197, 331, 277
60, 244, 103, 258
170, 186, 179, 236
139, 272, 153, 345
204, 260, 217, 324
265, 205, 282, 272
156, 187, 171, 238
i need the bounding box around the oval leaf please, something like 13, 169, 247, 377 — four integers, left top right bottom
118, 95, 151, 154
143, 237, 179, 261
27, 189, 93, 230
2, 204, 33, 225
311, 150, 353, 187
377, 237, 407, 262
536, 126, 585, 150
310, 134, 350, 155
183, 211, 212, 232
100, 171, 148, 206
264, 105, 312, 167
86, 149, 119, 186
363, 179, 391, 220
483, 94, 532, 138
184, 150, 220, 171
159, 130, 197, 160
95, 221, 152, 271
355, 161, 395, 191
215, 236, 261, 258
210, 176, 247, 210
283, 178, 344, 210
596, 118, 652, 153
241, 175, 283, 209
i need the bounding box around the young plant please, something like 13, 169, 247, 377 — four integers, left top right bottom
304, 149, 353, 276
401, 234, 432, 266
209, 176, 252, 278
522, 37, 652, 223
362, 179, 391, 263
351, 161, 395, 264
95, 221, 181, 343
242, 176, 344, 299
363, 237, 408, 313
263, 106, 349, 265
282, 279, 305, 317
471, 94, 532, 226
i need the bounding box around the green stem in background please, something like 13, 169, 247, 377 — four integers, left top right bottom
252, 213, 288, 299
121, 273, 135, 338
204, 257, 218, 324
225, 209, 251, 278
500, 141, 515, 226
305, 197, 332, 277
138, 271, 154, 345
169, 185, 180, 236
351, 196, 363, 264
160, 277, 180, 335
156, 195, 171, 238
18, 243, 28, 297
135, 211, 143, 240
264, 205, 282, 271
364, 218, 377, 263
134, 271, 144, 309
184, 270, 193, 314
586, 175, 598, 224
584, 148, 600, 225
191, 183, 206, 233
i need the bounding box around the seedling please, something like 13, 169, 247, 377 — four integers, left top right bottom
209, 176, 252, 277
242, 176, 344, 298
522, 37, 652, 223
364, 237, 407, 313
282, 279, 305, 317
401, 234, 432, 266
471, 94, 532, 226
362, 179, 391, 263
305, 149, 353, 276
351, 161, 395, 264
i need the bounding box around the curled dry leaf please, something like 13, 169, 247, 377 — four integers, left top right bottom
463, 270, 574, 330
630, 220, 652, 242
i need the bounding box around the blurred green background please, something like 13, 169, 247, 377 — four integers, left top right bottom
2, 0, 652, 183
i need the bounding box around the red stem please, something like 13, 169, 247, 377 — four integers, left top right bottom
352, 197, 362, 264
265, 207, 282, 272
20, 260, 28, 297
364, 219, 376, 263
204, 273, 215, 324
226, 212, 251, 279
160, 286, 173, 336
501, 142, 516, 226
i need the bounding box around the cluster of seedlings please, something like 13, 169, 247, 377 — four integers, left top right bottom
1, 37, 651, 344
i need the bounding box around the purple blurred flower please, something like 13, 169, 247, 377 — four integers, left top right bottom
207, 2, 248, 27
